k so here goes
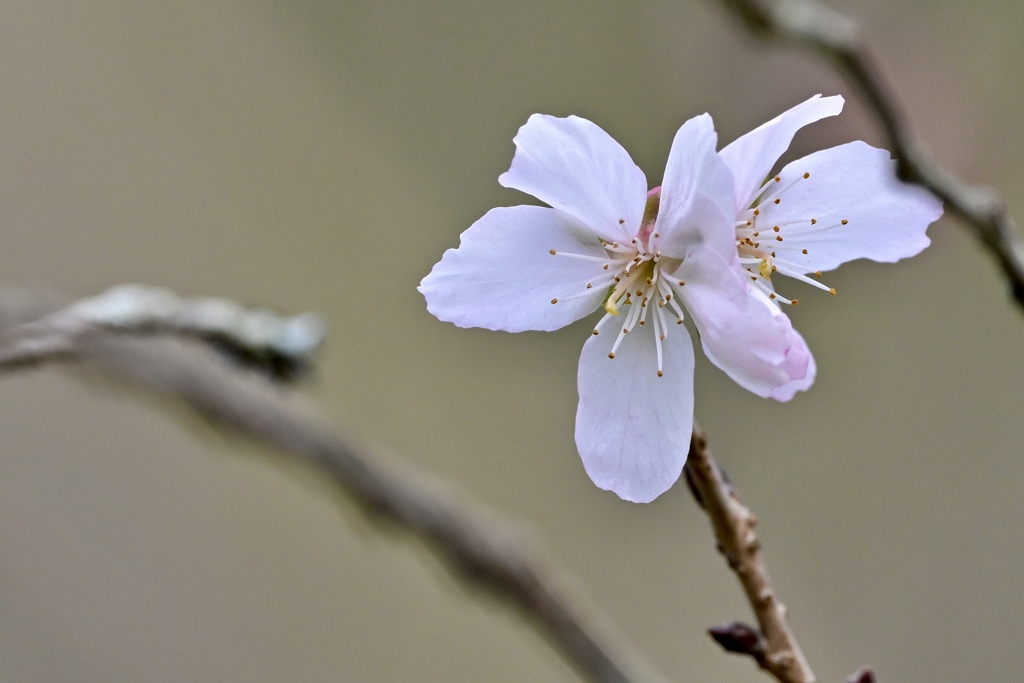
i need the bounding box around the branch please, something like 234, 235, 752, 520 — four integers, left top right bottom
716, 0, 1024, 313
0, 288, 668, 683
684, 427, 816, 683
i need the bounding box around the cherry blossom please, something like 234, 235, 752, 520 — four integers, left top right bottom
419, 95, 942, 502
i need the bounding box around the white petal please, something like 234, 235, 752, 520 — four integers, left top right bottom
652, 114, 737, 262
675, 251, 813, 399
753, 141, 943, 273
499, 114, 646, 244
419, 206, 610, 332
719, 94, 845, 213
575, 318, 695, 503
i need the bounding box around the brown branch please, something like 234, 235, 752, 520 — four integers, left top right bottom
716, 0, 1024, 313
0, 289, 669, 683
684, 427, 816, 683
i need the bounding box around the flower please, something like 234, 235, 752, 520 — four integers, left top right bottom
419, 94, 942, 503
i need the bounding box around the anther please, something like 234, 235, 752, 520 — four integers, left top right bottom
773, 226, 780, 232
810, 218, 817, 225
769, 293, 776, 299
841, 219, 849, 225
657, 370, 664, 377
618, 218, 625, 224
792, 299, 799, 305
603, 264, 609, 270
586, 283, 593, 289
773, 198, 781, 204
776, 236, 783, 242
592, 329, 599, 335
608, 352, 615, 359
802, 249, 808, 254
829, 288, 837, 295
654, 231, 661, 238
638, 320, 645, 326
752, 232, 759, 237
550, 298, 558, 304
753, 209, 760, 216
802, 172, 810, 179
549, 249, 556, 255
815, 271, 822, 277
676, 318, 684, 324
678, 280, 685, 286
660, 334, 666, 340
774, 176, 781, 182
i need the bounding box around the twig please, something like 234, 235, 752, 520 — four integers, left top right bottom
684, 427, 816, 683
716, 0, 1024, 313
0, 289, 668, 683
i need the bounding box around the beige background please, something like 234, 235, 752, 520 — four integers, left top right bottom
0, 1, 1021, 681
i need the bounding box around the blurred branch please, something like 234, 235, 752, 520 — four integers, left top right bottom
715, 0, 1024, 313
684, 428, 816, 683
0, 287, 668, 683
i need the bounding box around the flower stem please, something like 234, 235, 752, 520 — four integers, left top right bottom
683, 426, 817, 683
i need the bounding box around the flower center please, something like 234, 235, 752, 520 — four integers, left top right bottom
735, 171, 842, 304
547, 188, 686, 377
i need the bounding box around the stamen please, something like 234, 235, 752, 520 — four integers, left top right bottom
766, 258, 836, 293
553, 250, 630, 265
752, 169, 811, 207
592, 312, 615, 337
652, 307, 665, 377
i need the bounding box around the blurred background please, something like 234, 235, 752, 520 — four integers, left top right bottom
0, 1, 1020, 681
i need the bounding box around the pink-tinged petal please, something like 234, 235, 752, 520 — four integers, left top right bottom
720, 94, 845, 213
651, 114, 737, 262
499, 114, 646, 244
768, 348, 816, 402
575, 318, 695, 503
753, 141, 943, 273
675, 251, 813, 399
419, 206, 610, 332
